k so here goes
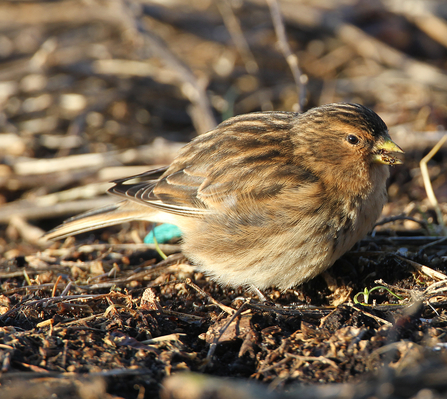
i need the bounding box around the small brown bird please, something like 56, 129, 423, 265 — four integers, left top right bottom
45, 103, 402, 291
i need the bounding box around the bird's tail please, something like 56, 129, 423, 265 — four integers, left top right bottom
43, 200, 159, 241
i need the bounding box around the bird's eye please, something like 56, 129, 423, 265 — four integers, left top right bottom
347, 134, 359, 145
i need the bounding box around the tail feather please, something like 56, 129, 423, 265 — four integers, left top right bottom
43, 200, 159, 241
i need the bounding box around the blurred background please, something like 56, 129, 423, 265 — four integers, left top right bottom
0, 0, 447, 252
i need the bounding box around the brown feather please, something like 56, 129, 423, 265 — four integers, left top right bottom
44, 103, 402, 291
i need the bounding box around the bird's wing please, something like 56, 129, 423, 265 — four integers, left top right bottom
108, 166, 210, 217
108, 112, 317, 217
108, 149, 318, 219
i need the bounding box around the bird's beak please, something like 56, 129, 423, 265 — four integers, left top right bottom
372, 138, 404, 165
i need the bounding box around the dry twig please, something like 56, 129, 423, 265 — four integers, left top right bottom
266, 0, 307, 112
395, 255, 447, 281
420, 134, 447, 235
217, 0, 259, 75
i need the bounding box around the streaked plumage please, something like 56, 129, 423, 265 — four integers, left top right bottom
44, 103, 403, 291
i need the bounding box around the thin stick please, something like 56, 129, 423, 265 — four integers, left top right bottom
420, 134, 447, 235
424, 279, 447, 296
0, 197, 118, 223
418, 236, 447, 255
76, 243, 181, 255
185, 278, 235, 315
217, 0, 259, 74
60, 281, 72, 296
141, 333, 186, 344
203, 299, 249, 369
266, 0, 307, 112
52, 275, 63, 297
134, 22, 217, 134
384, 1, 447, 49
374, 214, 428, 230
395, 255, 447, 281
347, 304, 392, 326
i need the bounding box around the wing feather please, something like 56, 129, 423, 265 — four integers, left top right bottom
106, 112, 312, 217
108, 166, 209, 217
